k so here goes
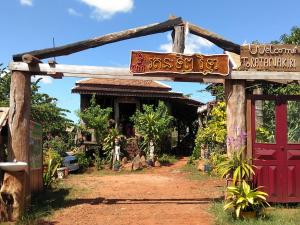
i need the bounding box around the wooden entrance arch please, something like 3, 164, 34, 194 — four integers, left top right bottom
4, 16, 300, 220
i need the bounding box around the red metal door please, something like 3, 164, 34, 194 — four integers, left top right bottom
252, 95, 300, 202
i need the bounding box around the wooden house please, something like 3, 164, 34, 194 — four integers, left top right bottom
72, 78, 203, 152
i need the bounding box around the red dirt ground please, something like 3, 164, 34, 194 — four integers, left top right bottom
46, 158, 223, 225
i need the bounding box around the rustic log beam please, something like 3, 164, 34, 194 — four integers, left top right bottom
230, 71, 300, 80
13, 17, 183, 61
21, 54, 41, 65
172, 25, 185, 53
10, 62, 300, 81
1, 71, 31, 221
225, 79, 246, 156
187, 23, 240, 54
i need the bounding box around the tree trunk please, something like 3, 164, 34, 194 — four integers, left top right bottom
0, 71, 31, 221
172, 25, 185, 53
225, 79, 246, 156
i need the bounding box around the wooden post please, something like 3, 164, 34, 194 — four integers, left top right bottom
114, 98, 119, 129
246, 97, 252, 160
171, 24, 185, 151
225, 79, 246, 156
0, 71, 31, 221
172, 25, 185, 53
253, 86, 263, 127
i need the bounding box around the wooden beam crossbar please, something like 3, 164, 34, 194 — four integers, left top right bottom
188, 23, 240, 54
13, 17, 183, 61
9, 62, 300, 81
12, 17, 242, 61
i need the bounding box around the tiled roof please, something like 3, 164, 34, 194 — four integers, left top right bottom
76, 78, 171, 91
72, 78, 203, 106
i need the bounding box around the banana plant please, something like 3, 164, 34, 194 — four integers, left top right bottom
224, 180, 270, 218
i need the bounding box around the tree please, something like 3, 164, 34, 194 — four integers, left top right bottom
192, 101, 226, 160
131, 101, 173, 155
204, 83, 224, 101
77, 95, 112, 145
280, 26, 300, 45
0, 65, 73, 141
0, 65, 11, 107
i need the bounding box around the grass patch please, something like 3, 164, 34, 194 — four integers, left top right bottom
16, 181, 88, 225
180, 163, 216, 181
158, 154, 178, 165
211, 201, 300, 225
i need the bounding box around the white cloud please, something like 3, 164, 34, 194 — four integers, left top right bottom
80, 0, 134, 20
31, 76, 53, 84
160, 33, 213, 54
68, 8, 82, 17
20, 0, 33, 6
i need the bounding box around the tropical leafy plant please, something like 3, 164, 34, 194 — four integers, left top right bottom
43, 158, 60, 188
43, 148, 62, 167
76, 151, 91, 170
102, 128, 121, 163
158, 154, 177, 165
192, 101, 226, 161
224, 180, 270, 218
131, 101, 173, 155
77, 95, 112, 145
209, 151, 227, 172
216, 150, 254, 184
93, 152, 106, 170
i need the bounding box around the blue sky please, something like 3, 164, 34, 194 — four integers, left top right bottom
1, 0, 300, 122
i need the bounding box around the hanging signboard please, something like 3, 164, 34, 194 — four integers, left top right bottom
240, 44, 300, 72
130, 51, 230, 76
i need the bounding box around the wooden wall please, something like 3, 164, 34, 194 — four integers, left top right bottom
30, 168, 43, 193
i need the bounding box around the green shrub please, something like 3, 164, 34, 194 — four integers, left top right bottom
43, 148, 62, 167
131, 101, 173, 156
77, 95, 112, 145
224, 180, 270, 218
216, 150, 254, 184
158, 154, 177, 165
43, 136, 68, 155
210, 151, 227, 174
76, 152, 91, 170
191, 102, 226, 162
94, 153, 105, 170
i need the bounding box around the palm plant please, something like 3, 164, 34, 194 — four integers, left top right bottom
131, 101, 173, 156
224, 180, 270, 218
103, 128, 120, 163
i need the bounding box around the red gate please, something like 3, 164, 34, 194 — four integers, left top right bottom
252, 95, 300, 202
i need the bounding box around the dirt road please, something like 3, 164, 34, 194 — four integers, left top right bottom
48, 158, 223, 225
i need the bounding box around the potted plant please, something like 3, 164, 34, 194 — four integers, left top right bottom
216, 150, 254, 186
224, 180, 270, 219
